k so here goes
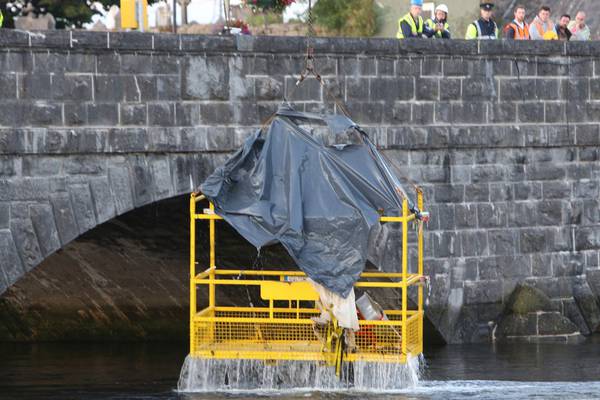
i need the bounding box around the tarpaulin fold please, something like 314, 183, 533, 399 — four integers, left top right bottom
200, 105, 417, 298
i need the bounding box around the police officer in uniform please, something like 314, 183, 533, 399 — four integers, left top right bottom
465, 1, 499, 40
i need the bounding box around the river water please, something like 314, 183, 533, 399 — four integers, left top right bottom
1, 339, 600, 400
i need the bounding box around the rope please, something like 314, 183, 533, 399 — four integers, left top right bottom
243, 247, 264, 309
320, 76, 351, 117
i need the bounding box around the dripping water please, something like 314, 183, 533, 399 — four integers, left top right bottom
177, 355, 424, 393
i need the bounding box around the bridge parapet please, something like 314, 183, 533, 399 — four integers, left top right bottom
1, 31, 599, 343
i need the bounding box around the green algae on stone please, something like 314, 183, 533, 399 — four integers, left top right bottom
507, 284, 554, 315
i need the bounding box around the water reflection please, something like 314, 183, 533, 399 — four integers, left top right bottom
1, 338, 599, 400
423, 338, 600, 382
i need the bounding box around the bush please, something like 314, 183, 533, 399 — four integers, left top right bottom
246, 11, 284, 27
312, 0, 379, 37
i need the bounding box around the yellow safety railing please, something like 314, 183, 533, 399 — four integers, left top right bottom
188, 190, 426, 366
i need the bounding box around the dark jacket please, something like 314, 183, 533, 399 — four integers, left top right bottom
475, 18, 498, 37
466, 18, 498, 39
556, 24, 572, 41
427, 18, 451, 39
503, 20, 530, 39
400, 14, 435, 38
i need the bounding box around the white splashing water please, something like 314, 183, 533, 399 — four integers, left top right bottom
177, 355, 424, 393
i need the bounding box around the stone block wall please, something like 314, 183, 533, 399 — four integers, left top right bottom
0, 30, 599, 343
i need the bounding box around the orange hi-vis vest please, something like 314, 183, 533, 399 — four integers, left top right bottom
532, 20, 552, 38
504, 21, 530, 39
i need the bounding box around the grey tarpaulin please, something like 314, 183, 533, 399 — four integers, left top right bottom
200, 105, 421, 298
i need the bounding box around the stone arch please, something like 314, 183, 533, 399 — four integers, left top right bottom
0, 145, 449, 344
0, 151, 221, 294
1, 190, 451, 342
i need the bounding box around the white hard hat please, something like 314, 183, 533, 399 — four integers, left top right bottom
435, 4, 449, 14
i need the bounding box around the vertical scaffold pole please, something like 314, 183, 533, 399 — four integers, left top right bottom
417, 189, 424, 353
189, 194, 196, 354
401, 198, 408, 356
209, 202, 216, 308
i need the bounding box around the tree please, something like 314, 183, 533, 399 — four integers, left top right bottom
244, 0, 295, 14
0, 0, 159, 29
243, 0, 296, 30
312, 0, 379, 37
343, 0, 378, 37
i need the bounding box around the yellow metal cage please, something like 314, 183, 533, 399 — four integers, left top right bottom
188, 190, 426, 368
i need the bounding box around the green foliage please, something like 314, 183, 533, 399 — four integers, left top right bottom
312, 0, 379, 37
312, 0, 346, 33
0, 0, 159, 29
345, 0, 378, 37
245, 11, 283, 27
244, 0, 295, 14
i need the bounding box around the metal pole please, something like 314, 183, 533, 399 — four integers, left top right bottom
401, 198, 408, 356
189, 194, 196, 355
417, 189, 424, 354
209, 201, 216, 308
172, 0, 177, 33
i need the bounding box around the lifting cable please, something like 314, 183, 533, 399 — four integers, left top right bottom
285, 0, 351, 118
263, 0, 425, 219
293, 1, 424, 203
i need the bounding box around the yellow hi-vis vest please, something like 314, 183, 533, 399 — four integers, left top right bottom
425, 19, 450, 38
397, 13, 424, 39
0, 10, 4, 28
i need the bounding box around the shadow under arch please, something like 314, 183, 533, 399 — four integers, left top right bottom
0, 193, 446, 346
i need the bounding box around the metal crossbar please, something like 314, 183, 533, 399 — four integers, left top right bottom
188, 191, 426, 366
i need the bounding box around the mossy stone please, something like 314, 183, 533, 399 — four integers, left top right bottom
507, 283, 554, 315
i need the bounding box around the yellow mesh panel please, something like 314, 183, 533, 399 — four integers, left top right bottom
192, 308, 415, 363
189, 193, 426, 366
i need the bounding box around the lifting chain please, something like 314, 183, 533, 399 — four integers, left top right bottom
306, 0, 316, 45
306, 0, 316, 72
296, 0, 319, 86
287, 0, 352, 117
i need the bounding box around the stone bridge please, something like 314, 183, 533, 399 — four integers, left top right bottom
1, 30, 599, 343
